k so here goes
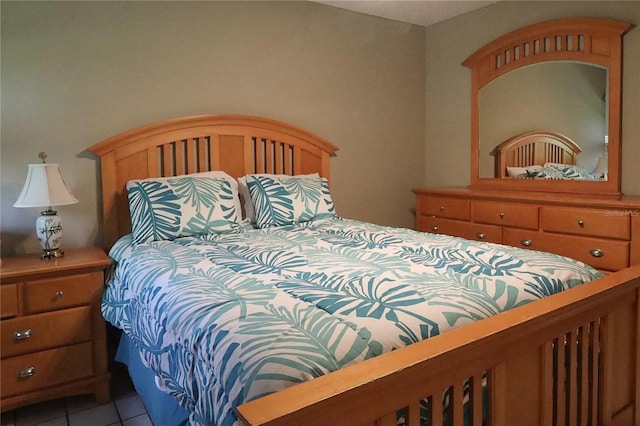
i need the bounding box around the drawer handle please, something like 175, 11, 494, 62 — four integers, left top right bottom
439, 206, 445, 211
431, 225, 439, 232
589, 248, 604, 258
476, 232, 486, 239
17, 366, 36, 379
54, 290, 64, 300
520, 239, 532, 247
13, 329, 32, 341
578, 220, 585, 228
499, 212, 505, 219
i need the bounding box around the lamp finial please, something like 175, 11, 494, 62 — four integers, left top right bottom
38, 152, 47, 163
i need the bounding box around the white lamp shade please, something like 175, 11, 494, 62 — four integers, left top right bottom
13, 163, 79, 208
593, 156, 608, 175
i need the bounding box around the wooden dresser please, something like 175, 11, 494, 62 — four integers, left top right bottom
413, 188, 640, 273
0, 247, 111, 411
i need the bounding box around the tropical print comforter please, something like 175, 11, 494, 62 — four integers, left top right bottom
103, 217, 603, 426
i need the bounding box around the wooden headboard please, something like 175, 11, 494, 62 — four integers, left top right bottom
89, 115, 339, 249
493, 131, 582, 177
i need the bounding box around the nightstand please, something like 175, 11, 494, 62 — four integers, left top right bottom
0, 247, 111, 412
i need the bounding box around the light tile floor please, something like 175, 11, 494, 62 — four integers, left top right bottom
1, 363, 151, 426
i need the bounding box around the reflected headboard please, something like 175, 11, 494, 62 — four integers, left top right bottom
89, 115, 339, 249
493, 131, 582, 178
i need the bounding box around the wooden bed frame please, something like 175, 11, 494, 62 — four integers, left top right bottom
494, 131, 582, 178
89, 115, 640, 426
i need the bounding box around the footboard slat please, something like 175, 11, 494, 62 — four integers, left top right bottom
406, 402, 420, 426
591, 318, 600, 424
471, 374, 483, 426
542, 340, 554, 426
579, 324, 589, 426
453, 382, 464, 426
557, 334, 567, 425
569, 330, 578, 426
431, 394, 443, 426
237, 267, 640, 426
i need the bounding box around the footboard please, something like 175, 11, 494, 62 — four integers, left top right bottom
237, 265, 640, 426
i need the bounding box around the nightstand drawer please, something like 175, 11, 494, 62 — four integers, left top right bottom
541, 207, 630, 240
504, 229, 629, 271
1, 342, 94, 398
418, 196, 471, 220
1, 306, 92, 358
473, 201, 539, 229
1, 284, 19, 319
24, 273, 98, 314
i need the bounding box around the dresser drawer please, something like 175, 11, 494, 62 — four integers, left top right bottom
418, 216, 502, 244
541, 207, 630, 240
24, 273, 98, 314
1, 306, 92, 359
504, 229, 629, 271
418, 196, 471, 220
473, 201, 539, 229
1, 284, 19, 319
1, 342, 94, 398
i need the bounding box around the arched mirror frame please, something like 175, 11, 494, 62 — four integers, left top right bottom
463, 18, 632, 196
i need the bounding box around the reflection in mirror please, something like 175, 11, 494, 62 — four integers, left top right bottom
479, 61, 608, 179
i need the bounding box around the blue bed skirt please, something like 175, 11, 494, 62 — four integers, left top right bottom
115, 334, 190, 426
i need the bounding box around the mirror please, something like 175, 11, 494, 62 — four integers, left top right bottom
463, 18, 632, 196
479, 62, 608, 180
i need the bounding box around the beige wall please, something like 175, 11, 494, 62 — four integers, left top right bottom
424, 1, 640, 194
0, 1, 426, 256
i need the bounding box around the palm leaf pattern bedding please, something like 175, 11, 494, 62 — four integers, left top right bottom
103, 217, 603, 426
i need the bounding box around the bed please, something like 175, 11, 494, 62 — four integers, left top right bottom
492, 131, 597, 180
89, 115, 640, 426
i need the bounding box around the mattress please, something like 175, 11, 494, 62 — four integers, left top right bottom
102, 217, 603, 425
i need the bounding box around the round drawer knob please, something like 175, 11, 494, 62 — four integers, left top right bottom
578, 220, 585, 228
17, 366, 36, 379
476, 232, 486, 239
439, 206, 445, 211
520, 239, 532, 247
54, 290, 64, 299
589, 248, 604, 258
431, 225, 439, 232
499, 212, 505, 219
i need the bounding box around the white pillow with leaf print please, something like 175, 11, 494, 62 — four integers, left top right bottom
126, 171, 243, 244
238, 173, 319, 224
246, 174, 336, 228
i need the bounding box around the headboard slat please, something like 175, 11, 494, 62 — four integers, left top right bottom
89, 115, 338, 249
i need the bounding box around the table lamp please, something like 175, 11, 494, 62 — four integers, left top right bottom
13, 152, 79, 258
593, 156, 608, 180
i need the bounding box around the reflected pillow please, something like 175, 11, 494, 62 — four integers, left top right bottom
526, 166, 566, 180
126, 171, 243, 244
543, 163, 596, 180
507, 165, 542, 177
246, 174, 335, 228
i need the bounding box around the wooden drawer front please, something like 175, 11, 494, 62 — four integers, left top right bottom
1, 306, 92, 359
419, 216, 502, 244
418, 196, 471, 220
541, 207, 630, 240
473, 201, 539, 229
1, 342, 94, 398
504, 229, 630, 271
1, 284, 19, 319
24, 273, 98, 314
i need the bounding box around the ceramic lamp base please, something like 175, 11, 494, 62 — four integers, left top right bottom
36, 209, 65, 258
